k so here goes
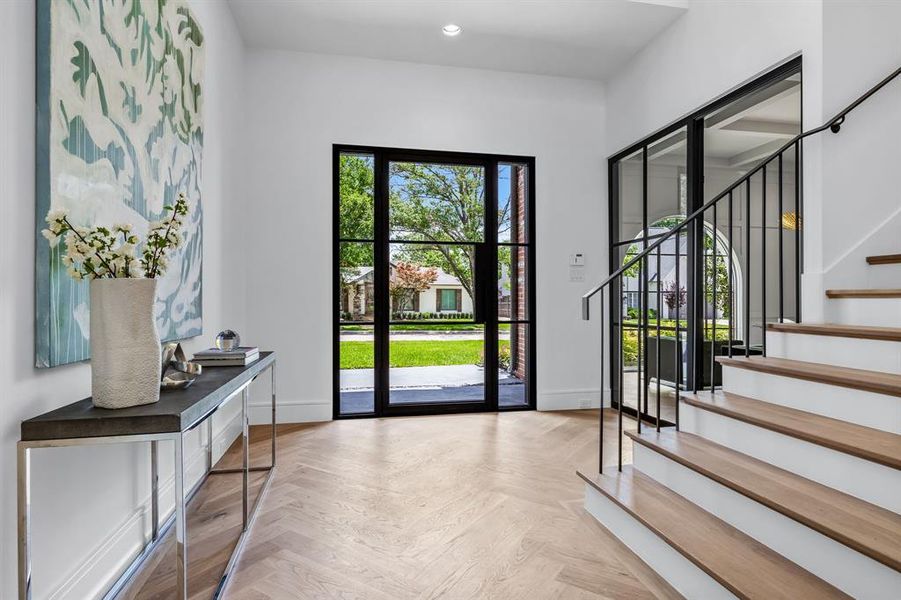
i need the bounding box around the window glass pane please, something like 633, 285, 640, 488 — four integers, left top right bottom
439, 289, 456, 311
388, 325, 484, 405
647, 128, 688, 225
498, 163, 529, 243
499, 324, 529, 408
389, 161, 485, 243
498, 246, 528, 321
339, 325, 374, 414
615, 148, 644, 243
339, 153, 374, 240
389, 243, 474, 319
339, 242, 374, 322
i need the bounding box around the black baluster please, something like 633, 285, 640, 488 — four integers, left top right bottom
637, 258, 643, 435
618, 287, 624, 472
778, 153, 784, 323
643, 252, 651, 431
599, 287, 604, 474
762, 163, 767, 356
675, 224, 682, 430
795, 142, 801, 323
656, 244, 661, 431
711, 201, 717, 393
745, 179, 751, 358
728, 191, 734, 358
641, 146, 648, 429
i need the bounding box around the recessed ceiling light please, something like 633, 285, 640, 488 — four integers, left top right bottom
442, 24, 462, 37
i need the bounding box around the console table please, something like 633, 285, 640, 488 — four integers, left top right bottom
17, 351, 277, 600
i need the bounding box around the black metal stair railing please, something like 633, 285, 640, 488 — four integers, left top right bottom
583, 66, 901, 474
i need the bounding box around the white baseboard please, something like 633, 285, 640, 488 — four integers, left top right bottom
251, 392, 609, 422
250, 399, 332, 424
49, 410, 244, 600
538, 388, 609, 411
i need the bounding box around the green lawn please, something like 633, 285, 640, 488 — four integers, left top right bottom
340, 322, 511, 332
341, 340, 510, 369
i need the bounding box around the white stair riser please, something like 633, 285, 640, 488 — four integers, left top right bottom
682, 403, 901, 512
721, 366, 901, 433
633, 444, 901, 598
767, 331, 901, 373
865, 264, 901, 288
825, 297, 901, 327
583, 484, 736, 600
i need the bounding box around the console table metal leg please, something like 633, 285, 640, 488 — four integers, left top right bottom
17, 443, 32, 600
150, 440, 159, 541
174, 433, 188, 600
271, 362, 277, 468
242, 386, 249, 530
207, 417, 214, 472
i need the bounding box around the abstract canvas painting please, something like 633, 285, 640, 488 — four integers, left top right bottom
36, 0, 205, 367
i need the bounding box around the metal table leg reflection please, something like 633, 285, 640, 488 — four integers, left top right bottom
16, 361, 277, 600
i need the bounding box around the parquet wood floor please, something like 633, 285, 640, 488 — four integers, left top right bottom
124, 410, 677, 599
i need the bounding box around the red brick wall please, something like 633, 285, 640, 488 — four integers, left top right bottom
512, 166, 528, 380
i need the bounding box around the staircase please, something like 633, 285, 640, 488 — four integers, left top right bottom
579, 255, 901, 598
579, 68, 901, 599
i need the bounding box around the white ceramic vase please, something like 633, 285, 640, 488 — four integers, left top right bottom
90, 278, 162, 409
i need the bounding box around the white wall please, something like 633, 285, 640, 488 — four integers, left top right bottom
0, 1, 246, 597
241, 50, 607, 417
820, 0, 901, 289
604, 0, 825, 321
604, 0, 901, 324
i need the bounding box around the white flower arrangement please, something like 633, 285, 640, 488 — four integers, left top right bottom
42, 194, 189, 280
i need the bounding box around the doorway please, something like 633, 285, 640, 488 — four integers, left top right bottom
334, 146, 536, 418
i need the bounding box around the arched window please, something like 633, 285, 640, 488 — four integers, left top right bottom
621, 216, 743, 344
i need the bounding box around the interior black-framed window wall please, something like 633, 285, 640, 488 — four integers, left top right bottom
333, 145, 536, 419
607, 57, 802, 425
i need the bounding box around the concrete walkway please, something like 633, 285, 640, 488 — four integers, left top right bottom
342, 331, 511, 342
341, 364, 519, 389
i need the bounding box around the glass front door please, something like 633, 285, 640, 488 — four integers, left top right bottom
335, 148, 535, 418
386, 159, 487, 408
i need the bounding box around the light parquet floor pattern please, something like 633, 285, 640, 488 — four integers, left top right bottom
130, 410, 678, 599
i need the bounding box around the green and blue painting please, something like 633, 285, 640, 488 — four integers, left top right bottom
36, 0, 205, 367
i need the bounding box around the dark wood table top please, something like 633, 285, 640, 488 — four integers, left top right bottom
21, 352, 275, 442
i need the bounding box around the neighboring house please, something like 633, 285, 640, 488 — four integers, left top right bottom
340, 266, 473, 318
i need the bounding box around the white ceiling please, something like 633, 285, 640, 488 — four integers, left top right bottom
227, 0, 688, 81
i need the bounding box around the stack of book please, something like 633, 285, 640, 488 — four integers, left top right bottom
192, 347, 260, 367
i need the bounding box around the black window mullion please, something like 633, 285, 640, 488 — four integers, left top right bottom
485, 160, 499, 411
374, 153, 390, 416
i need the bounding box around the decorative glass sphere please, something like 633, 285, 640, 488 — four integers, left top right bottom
215, 330, 241, 351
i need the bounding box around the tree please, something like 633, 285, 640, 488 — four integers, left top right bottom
389, 262, 437, 313
389, 163, 484, 300
704, 232, 730, 318
338, 154, 375, 291
663, 281, 687, 314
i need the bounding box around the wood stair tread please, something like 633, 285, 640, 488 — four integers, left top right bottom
682, 391, 901, 469
716, 355, 901, 398
766, 322, 901, 342
825, 288, 901, 298
867, 253, 901, 265
627, 429, 901, 571
578, 466, 850, 599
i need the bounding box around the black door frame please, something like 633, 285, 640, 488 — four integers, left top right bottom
607, 56, 802, 425
333, 144, 537, 419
